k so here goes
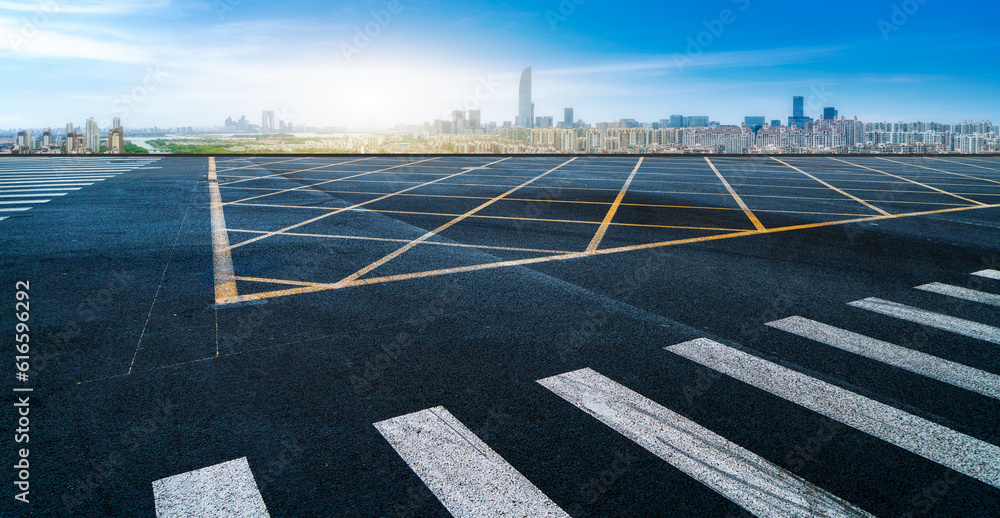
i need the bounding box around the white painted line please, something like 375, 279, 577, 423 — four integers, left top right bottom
152, 457, 270, 518
374, 406, 570, 518
0, 188, 82, 193
0, 217, 7, 222
0, 178, 111, 185
849, 297, 1000, 344
917, 282, 1000, 307
538, 368, 873, 517
0, 193, 67, 198
973, 270, 1000, 280
0, 183, 94, 189
0, 175, 116, 180
0, 208, 31, 212
0, 200, 49, 204
767, 316, 1000, 400
666, 338, 1000, 488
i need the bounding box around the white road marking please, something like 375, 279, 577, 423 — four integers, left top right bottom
152, 457, 270, 518
538, 368, 874, 517
0, 200, 49, 204
0, 207, 31, 212
973, 270, 1000, 280
0, 178, 111, 185
0, 184, 93, 190
917, 282, 1000, 307
849, 297, 1000, 344
0, 217, 7, 222
0, 193, 67, 197
0, 189, 81, 196
374, 406, 570, 518
767, 316, 1000, 400
666, 338, 1000, 489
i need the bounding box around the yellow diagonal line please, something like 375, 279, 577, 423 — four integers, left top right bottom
586, 157, 643, 252
338, 157, 578, 283
771, 157, 892, 216
705, 157, 766, 231
228, 156, 509, 250
828, 157, 986, 206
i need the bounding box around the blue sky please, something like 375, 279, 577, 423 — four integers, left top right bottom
1, 0, 997, 129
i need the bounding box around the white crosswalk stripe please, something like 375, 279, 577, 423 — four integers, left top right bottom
538, 368, 875, 518
666, 338, 1000, 489
973, 269, 1000, 280
375, 406, 570, 518
152, 457, 270, 518
0, 158, 159, 220
917, 282, 1000, 307
848, 297, 1000, 344
767, 316, 1000, 400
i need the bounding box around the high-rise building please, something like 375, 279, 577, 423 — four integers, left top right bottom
452, 109, 466, 134
468, 109, 481, 130
564, 108, 574, 126
669, 115, 685, 128
262, 110, 276, 132
823, 107, 838, 120
687, 116, 710, 128
517, 66, 533, 128
788, 96, 813, 129
86, 117, 100, 152
65, 122, 73, 137
744, 116, 765, 132
113, 117, 121, 129
535, 116, 553, 128
42, 128, 52, 147
771, 120, 782, 127
16, 130, 31, 150
108, 126, 124, 154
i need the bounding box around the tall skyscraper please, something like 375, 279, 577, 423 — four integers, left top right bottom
564, 108, 574, 125
16, 130, 31, 150
535, 116, 553, 128
262, 110, 276, 132
771, 120, 782, 127
86, 117, 99, 153
669, 115, 685, 128
108, 126, 124, 154
113, 117, 122, 129
452, 109, 466, 134
468, 109, 481, 130
823, 107, 838, 120
517, 66, 533, 128
65, 122, 73, 136
788, 96, 813, 128
42, 128, 52, 147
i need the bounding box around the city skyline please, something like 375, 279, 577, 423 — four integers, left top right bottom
0, 1, 997, 128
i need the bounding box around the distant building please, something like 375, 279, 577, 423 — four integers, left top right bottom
669, 115, 685, 128
86, 117, 99, 152
564, 108, 574, 126
113, 117, 121, 129
107, 126, 124, 154
262, 110, 276, 132
823, 107, 838, 120
517, 66, 533, 128
788, 96, 813, 129
620, 118, 640, 128
771, 120, 782, 128
452, 110, 466, 134
535, 116, 554, 128
744, 116, 765, 132
468, 109, 481, 130
16, 130, 31, 150
42, 128, 52, 147
687, 116, 710, 128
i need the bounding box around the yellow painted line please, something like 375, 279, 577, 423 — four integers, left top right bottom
228, 157, 509, 250
874, 157, 1000, 187
338, 157, 579, 283
587, 157, 643, 252
828, 157, 986, 206
705, 157, 766, 231
209, 157, 238, 303
227, 203, 747, 232
220, 156, 376, 186
926, 157, 1000, 172
771, 157, 892, 216
228, 229, 574, 254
